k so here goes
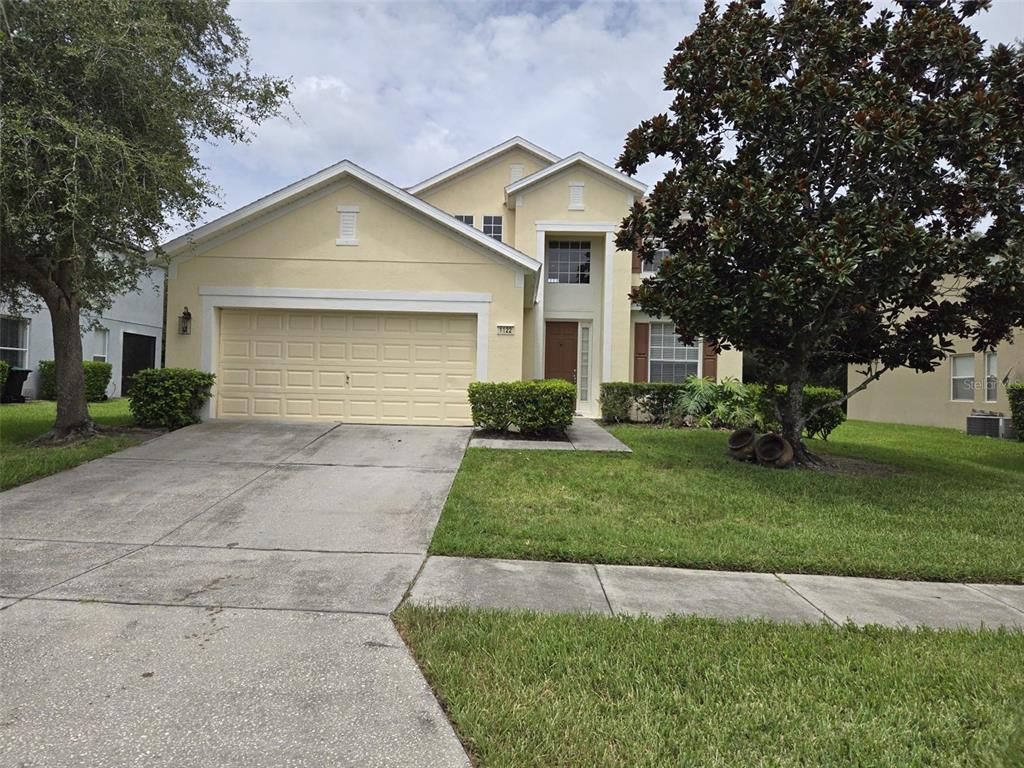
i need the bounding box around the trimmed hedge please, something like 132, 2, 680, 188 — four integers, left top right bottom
1008, 382, 1024, 441
128, 368, 216, 430
600, 382, 685, 424
599, 379, 846, 440
0, 360, 9, 390
468, 380, 576, 435
37, 359, 113, 401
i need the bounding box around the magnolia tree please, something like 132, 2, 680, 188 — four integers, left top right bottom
0, 0, 290, 439
618, 0, 1024, 463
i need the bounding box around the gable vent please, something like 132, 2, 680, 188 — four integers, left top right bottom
336, 205, 359, 245
509, 164, 524, 183
569, 182, 584, 210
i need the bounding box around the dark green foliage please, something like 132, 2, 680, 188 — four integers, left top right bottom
600, 382, 688, 423
127, 368, 215, 430
749, 385, 847, 440
1008, 382, 1024, 441
37, 360, 113, 402
618, 0, 1024, 454
0, 360, 9, 389
469, 380, 577, 435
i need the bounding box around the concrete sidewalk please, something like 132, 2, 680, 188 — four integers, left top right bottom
408, 556, 1024, 630
471, 417, 632, 452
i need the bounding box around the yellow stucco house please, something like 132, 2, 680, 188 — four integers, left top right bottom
848, 330, 1022, 431
162, 136, 742, 425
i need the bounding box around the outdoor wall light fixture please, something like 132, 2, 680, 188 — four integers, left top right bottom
178, 307, 192, 336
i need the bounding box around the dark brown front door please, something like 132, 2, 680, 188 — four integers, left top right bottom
544, 321, 578, 384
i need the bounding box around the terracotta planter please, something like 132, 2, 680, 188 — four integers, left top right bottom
727, 427, 757, 460
754, 433, 794, 468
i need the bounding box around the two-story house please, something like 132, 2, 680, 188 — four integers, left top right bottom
161, 137, 741, 424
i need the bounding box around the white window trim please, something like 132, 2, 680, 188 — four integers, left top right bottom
0, 316, 30, 368
568, 182, 585, 211
336, 205, 359, 246
950, 353, 975, 402
648, 322, 702, 383
197, 287, 492, 419
577, 321, 592, 404
985, 351, 998, 403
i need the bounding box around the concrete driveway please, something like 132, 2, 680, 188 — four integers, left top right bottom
0, 420, 472, 767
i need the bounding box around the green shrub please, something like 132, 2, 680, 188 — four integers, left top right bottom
598, 382, 692, 424
1008, 382, 1024, 441
37, 360, 56, 399
0, 360, 9, 390
469, 380, 576, 435
128, 368, 215, 429
749, 384, 846, 440
672, 377, 762, 429
36, 359, 113, 401
598, 382, 635, 423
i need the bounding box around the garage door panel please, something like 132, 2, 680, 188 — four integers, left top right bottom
217, 309, 476, 425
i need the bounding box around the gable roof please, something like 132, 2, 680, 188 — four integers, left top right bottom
406, 136, 560, 195
159, 159, 540, 274
504, 151, 646, 204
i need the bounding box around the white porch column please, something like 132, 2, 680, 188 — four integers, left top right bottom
602, 233, 614, 381
534, 228, 546, 378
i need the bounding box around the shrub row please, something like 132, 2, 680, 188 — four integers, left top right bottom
1008, 382, 1024, 441
128, 368, 216, 429
468, 380, 576, 435
37, 360, 113, 402
0, 360, 9, 390
599, 379, 846, 440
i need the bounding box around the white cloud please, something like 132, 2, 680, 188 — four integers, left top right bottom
186, 0, 1023, 235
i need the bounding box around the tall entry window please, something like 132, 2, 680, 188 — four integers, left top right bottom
649, 322, 699, 383
546, 240, 591, 284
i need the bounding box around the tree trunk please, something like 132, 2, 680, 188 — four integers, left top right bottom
778, 375, 816, 465
44, 292, 93, 438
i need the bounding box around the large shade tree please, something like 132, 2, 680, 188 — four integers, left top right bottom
1, 0, 290, 438
618, 0, 1024, 463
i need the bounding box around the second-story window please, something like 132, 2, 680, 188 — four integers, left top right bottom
483, 215, 502, 241
546, 240, 591, 284
455, 214, 474, 226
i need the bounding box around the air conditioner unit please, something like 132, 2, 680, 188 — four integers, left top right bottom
966, 411, 1016, 440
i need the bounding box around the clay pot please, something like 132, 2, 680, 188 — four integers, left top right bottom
754, 433, 794, 468
727, 427, 757, 461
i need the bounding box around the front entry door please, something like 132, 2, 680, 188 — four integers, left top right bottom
544, 321, 578, 384
121, 332, 157, 394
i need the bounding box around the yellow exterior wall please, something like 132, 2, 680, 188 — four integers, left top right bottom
847, 331, 1023, 430
415, 148, 551, 248
165, 178, 526, 398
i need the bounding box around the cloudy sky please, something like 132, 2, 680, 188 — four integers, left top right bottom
188, 0, 1024, 234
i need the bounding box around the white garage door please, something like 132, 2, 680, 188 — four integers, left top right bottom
216, 309, 476, 424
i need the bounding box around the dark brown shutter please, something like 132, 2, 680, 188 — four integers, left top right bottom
631, 249, 643, 273
701, 339, 718, 381
633, 323, 650, 382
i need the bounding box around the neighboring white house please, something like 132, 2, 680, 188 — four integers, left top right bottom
1, 267, 166, 399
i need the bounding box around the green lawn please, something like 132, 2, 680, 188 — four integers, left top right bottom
0, 399, 140, 490
397, 605, 1024, 768
430, 420, 1024, 583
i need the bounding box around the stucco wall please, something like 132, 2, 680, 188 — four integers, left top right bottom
165, 178, 526, 412
3, 268, 165, 399
847, 331, 1023, 430
415, 148, 551, 249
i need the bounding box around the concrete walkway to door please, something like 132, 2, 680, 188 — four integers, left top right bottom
0, 420, 473, 767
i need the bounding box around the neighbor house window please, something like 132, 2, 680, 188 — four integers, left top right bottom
0, 317, 28, 367
649, 322, 699, 383
985, 352, 998, 402
454, 214, 474, 226
93, 328, 109, 362
546, 240, 591, 284
483, 215, 502, 241
951, 354, 975, 401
